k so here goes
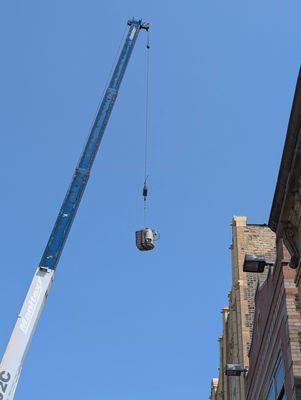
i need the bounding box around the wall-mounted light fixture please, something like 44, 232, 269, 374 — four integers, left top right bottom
243, 253, 274, 273
224, 364, 248, 377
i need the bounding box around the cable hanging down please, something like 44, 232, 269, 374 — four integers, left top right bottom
143, 30, 150, 227
136, 25, 160, 251
135, 25, 159, 252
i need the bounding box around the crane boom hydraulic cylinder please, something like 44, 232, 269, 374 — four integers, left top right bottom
0, 19, 148, 400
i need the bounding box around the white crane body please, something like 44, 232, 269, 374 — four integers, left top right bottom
0, 268, 54, 400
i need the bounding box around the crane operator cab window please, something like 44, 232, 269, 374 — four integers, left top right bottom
136, 228, 158, 251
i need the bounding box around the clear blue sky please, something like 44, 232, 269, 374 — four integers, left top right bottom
0, 1, 300, 399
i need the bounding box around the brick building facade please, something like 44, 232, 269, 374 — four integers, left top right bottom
210, 70, 301, 399
245, 242, 301, 399
212, 70, 301, 400
211, 216, 276, 399
268, 70, 301, 383
244, 69, 301, 400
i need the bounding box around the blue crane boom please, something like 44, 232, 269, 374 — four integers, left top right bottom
0, 18, 148, 400
41, 18, 149, 270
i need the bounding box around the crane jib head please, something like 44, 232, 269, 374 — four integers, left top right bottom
127, 18, 149, 31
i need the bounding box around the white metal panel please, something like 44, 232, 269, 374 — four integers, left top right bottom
0, 268, 54, 400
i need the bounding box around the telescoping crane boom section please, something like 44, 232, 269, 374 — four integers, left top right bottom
0, 19, 149, 400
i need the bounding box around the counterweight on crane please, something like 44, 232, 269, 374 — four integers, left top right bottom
0, 19, 149, 400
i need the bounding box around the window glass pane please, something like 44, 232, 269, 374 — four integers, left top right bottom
275, 361, 285, 395
266, 383, 275, 400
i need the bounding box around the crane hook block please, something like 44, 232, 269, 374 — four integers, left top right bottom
143, 183, 148, 198
136, 228, 159, 251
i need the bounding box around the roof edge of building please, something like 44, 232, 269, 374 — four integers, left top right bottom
269, 67, 301, 232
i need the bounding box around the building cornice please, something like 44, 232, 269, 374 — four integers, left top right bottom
269, 68, 301, 269
269, 68, 301, 231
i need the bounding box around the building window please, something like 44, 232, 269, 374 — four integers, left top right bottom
266, 358, 286, 400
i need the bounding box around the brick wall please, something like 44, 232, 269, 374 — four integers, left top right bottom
229, 217, 276, 365
213, 216, 276, 399
245, 246, 301, 400
240, 224, 276, 352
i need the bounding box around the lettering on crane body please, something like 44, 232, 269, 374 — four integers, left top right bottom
0, 370, 11, 399
19, 277, 43, 335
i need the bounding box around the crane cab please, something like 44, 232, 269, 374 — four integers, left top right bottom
136, 228, 158, 251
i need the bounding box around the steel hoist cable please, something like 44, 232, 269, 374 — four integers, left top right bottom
143, 30, 150, 226
135, 24, 159, 252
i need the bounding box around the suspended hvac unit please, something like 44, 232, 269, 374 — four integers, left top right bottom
135, 228, 159, 251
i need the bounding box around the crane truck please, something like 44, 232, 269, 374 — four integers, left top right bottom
0, 18, 149, 400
